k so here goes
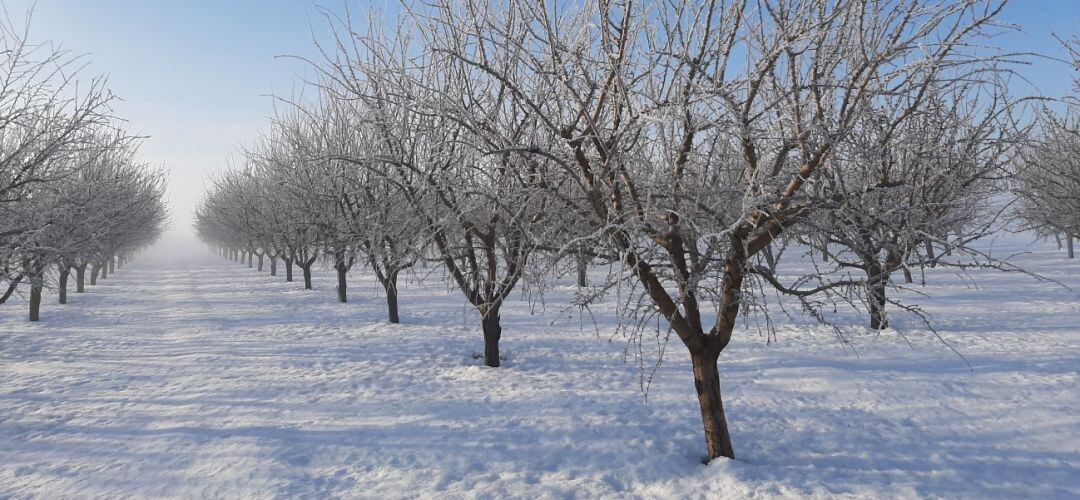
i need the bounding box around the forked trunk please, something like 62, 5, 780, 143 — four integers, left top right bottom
691, 350, 735, 460
76, 264, 87, 293
58, 266, 70, 304
481, 309, 502, 368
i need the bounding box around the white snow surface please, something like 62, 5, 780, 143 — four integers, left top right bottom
1, 236, 1078, 499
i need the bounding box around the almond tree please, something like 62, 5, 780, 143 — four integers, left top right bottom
409, 0, 1013, 460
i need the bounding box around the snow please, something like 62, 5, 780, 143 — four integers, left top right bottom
1, 236, 1078, 498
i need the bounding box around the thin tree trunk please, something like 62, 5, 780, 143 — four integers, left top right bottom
481, 309, 502, 368
821, 242, 830, 262
575, 250, 588, 287
691, 350, 736, 460
1068, 235, 1075, 259
0, 280, 18, 305
29, 276, 42, 321
76, 264, 87, 293
336, 264, 348, 303
90, 264, 100, 286
100, 261, 109, 280
269, 255, 278, 276
1054, 232, 1062, 249
247, 251, 253, 268
257, 253, 264, 272
108, 256, 115, 274
382, 271, 400, 323
58, 265, 70, 304
284, 258, 294, 282
924, 240, 936, 266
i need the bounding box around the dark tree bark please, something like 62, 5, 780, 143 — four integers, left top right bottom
247, 251, 253, 268
481, 308, 502, 368
0, 278, 19, 305
284, 257, 294, 282
1068, 235, 1075, 259
336, 264, 348, 303
100, 261, 108, 280
257, 253, 264, 272
575, 249, 588, 287
58, 265, 70, 304
302, 265, 313, 290
108, 256, 115, 275
90, 263, 100, 286
28, 271, 43, 321
76, 264, 87, 293
385, 281, 400, 323
269, 254, 278, 276
691, 348, 735, 461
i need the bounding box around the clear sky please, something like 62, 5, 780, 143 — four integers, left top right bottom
4, 0, 1079, 245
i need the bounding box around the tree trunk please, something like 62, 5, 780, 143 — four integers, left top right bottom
269, 256, 278, 276
384, 272, 400, 323
868, 267, 889, 330
284, 258, 294, 282
257, 253, 264, 272
821, 242, 830, 262
76, 264, 87, 293
100, 261, 108, 280
0, 280, 18, 305
247, 251, 253, 268
1068, 235, 1075, 259
575, 250, 588, 287
924, 240, 936, 266
336, 265, 348, 303
29, 276, 42, 322
902, 266, 913, 284
301, 264, 313, 290
90, 263, 100, 286
1054, 232, 1062, 249
58, 266, 70, 304
481, 309, 502, 368
108, 256, 115, 274
691, 350, 735, 460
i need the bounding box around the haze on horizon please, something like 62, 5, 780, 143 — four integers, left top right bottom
6, 0, 1079, 253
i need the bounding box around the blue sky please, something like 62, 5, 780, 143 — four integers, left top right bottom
4, 0, 1079, 241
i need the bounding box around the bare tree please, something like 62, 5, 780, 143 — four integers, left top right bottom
403, 0, 1013, 460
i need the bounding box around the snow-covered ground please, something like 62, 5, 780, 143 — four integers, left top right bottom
1, 236, 1078, 498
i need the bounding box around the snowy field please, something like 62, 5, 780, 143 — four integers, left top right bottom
1, 235, 1078, 499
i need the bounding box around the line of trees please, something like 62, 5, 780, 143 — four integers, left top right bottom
0, 15, 168, 321
195, 0, 1069, 462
